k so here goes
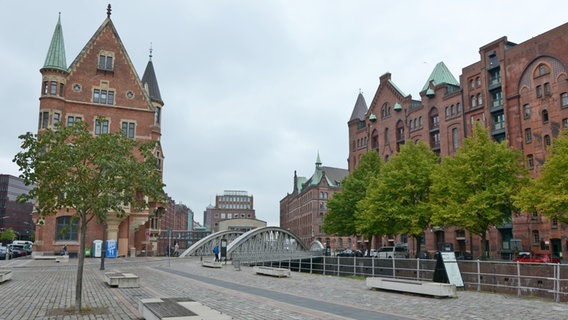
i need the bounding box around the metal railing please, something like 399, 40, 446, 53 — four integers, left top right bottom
244, 256, 568, 302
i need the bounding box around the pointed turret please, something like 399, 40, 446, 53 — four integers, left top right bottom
349, 92, 368, 122
316, 151, 322, 169
141, 49, 163, 105
420, 61, 459, 93
42, 13, 67, 72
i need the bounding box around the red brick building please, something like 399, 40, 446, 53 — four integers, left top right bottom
34, 9, 165, 257
348, 21, 568, 259
280, 154, 351, 251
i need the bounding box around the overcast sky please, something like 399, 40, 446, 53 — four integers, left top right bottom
2, 1, 568, 226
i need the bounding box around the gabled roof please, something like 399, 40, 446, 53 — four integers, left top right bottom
67, 16, 154, 111
298, 153, 349, 193
43, 14, 67, 72
388, 80, 408, 98
349, 92, 368, 121
421, 61, 459, 92
142, 56, 163, 104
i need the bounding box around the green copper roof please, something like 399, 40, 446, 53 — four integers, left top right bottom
43, 14, 67, 72
421, 61, 458, 92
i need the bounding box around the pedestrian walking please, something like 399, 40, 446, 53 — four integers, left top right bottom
213, 245, 219, 262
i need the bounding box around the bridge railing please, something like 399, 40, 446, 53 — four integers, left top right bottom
245, 256, 568, 302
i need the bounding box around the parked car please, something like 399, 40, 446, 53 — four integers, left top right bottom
375, 245, 409, 259
0, 247, 13, 260
454, 251, 473, 260
514, 252, 560, 263
7, 244, 29, 258
337, 249, 356, 257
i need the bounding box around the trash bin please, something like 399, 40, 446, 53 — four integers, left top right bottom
84, 248, 91, 257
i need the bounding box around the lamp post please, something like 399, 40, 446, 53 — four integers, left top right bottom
100, 215, 107, 270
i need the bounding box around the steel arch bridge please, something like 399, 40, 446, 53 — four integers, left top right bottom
179, 230, 243, 257
228, 226, 311, 262
179, 227, 312, 262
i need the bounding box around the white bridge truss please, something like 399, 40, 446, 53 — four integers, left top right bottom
179, 227, 313, 263
179, 230, 243, 257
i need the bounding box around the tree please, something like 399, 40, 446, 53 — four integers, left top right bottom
356, 141, 438, 257
430, 124, 528, 258
323, 151, 382, 241
514, 130, 568, 223
13, 120, 165, 312
0, 228, 17, 244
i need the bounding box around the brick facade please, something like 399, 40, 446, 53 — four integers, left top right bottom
348, 21, 568, 259
34, 12, 165, 257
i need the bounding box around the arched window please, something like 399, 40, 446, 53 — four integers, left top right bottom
471, 95, 476, 107
477, 93, 483, 105
543, 109, 549, 123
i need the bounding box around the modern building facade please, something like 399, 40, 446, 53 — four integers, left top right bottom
204, 190, 256, 232
348, 21, 568, 259
0, 174, 34, 241
280, 154, 350, 250
34, 8, 165, 257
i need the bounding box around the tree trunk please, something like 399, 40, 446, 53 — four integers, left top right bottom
415, 236, 421, 258
481, 232, 488, 260
75, 212, 87, 312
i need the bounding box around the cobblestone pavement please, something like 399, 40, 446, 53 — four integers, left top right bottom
0, 256, 567, 319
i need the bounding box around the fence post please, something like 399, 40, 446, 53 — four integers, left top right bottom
337, 257, 340, 277
477, 259, 481, 292
372, 257, 375, 277
555, 264, 560, 303
392, 257, 396, 278
323, 255, 326, 275
310, 256, 313, 274
516, 261, 521, 297
416, 258, 420, 280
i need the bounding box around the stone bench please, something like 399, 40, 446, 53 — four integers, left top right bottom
366, 277, 456, 298
201, 260, 223, 268
105, 272, 139, 288
0, 270, 12, 283
253, 266, 291, 278
139, 297, 232, 320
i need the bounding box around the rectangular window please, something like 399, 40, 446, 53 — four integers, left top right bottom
525, 128, 532, 143
524, 104, 531, 119
50, 81, 57, 95
107, 91, 114, 105
532, 230, 539, 244
43, 81, 48, 95
562, 93, 568, 108
100, 90, 107, 104
95, 119, 109, 135
59, 83, 64, 97
53, 112, 61, 128
494, 113, 505, 130
93, 89, 100, 103
67, 116, 82, 127
527, 154, 534, 170
39, 111, 49, 129
98, 55, 114, 71
536, 85, 542, 98
121, 121, 135, 138
56, 216, 79, 241
544, 82, 551, 96
452, 128, 459, 151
